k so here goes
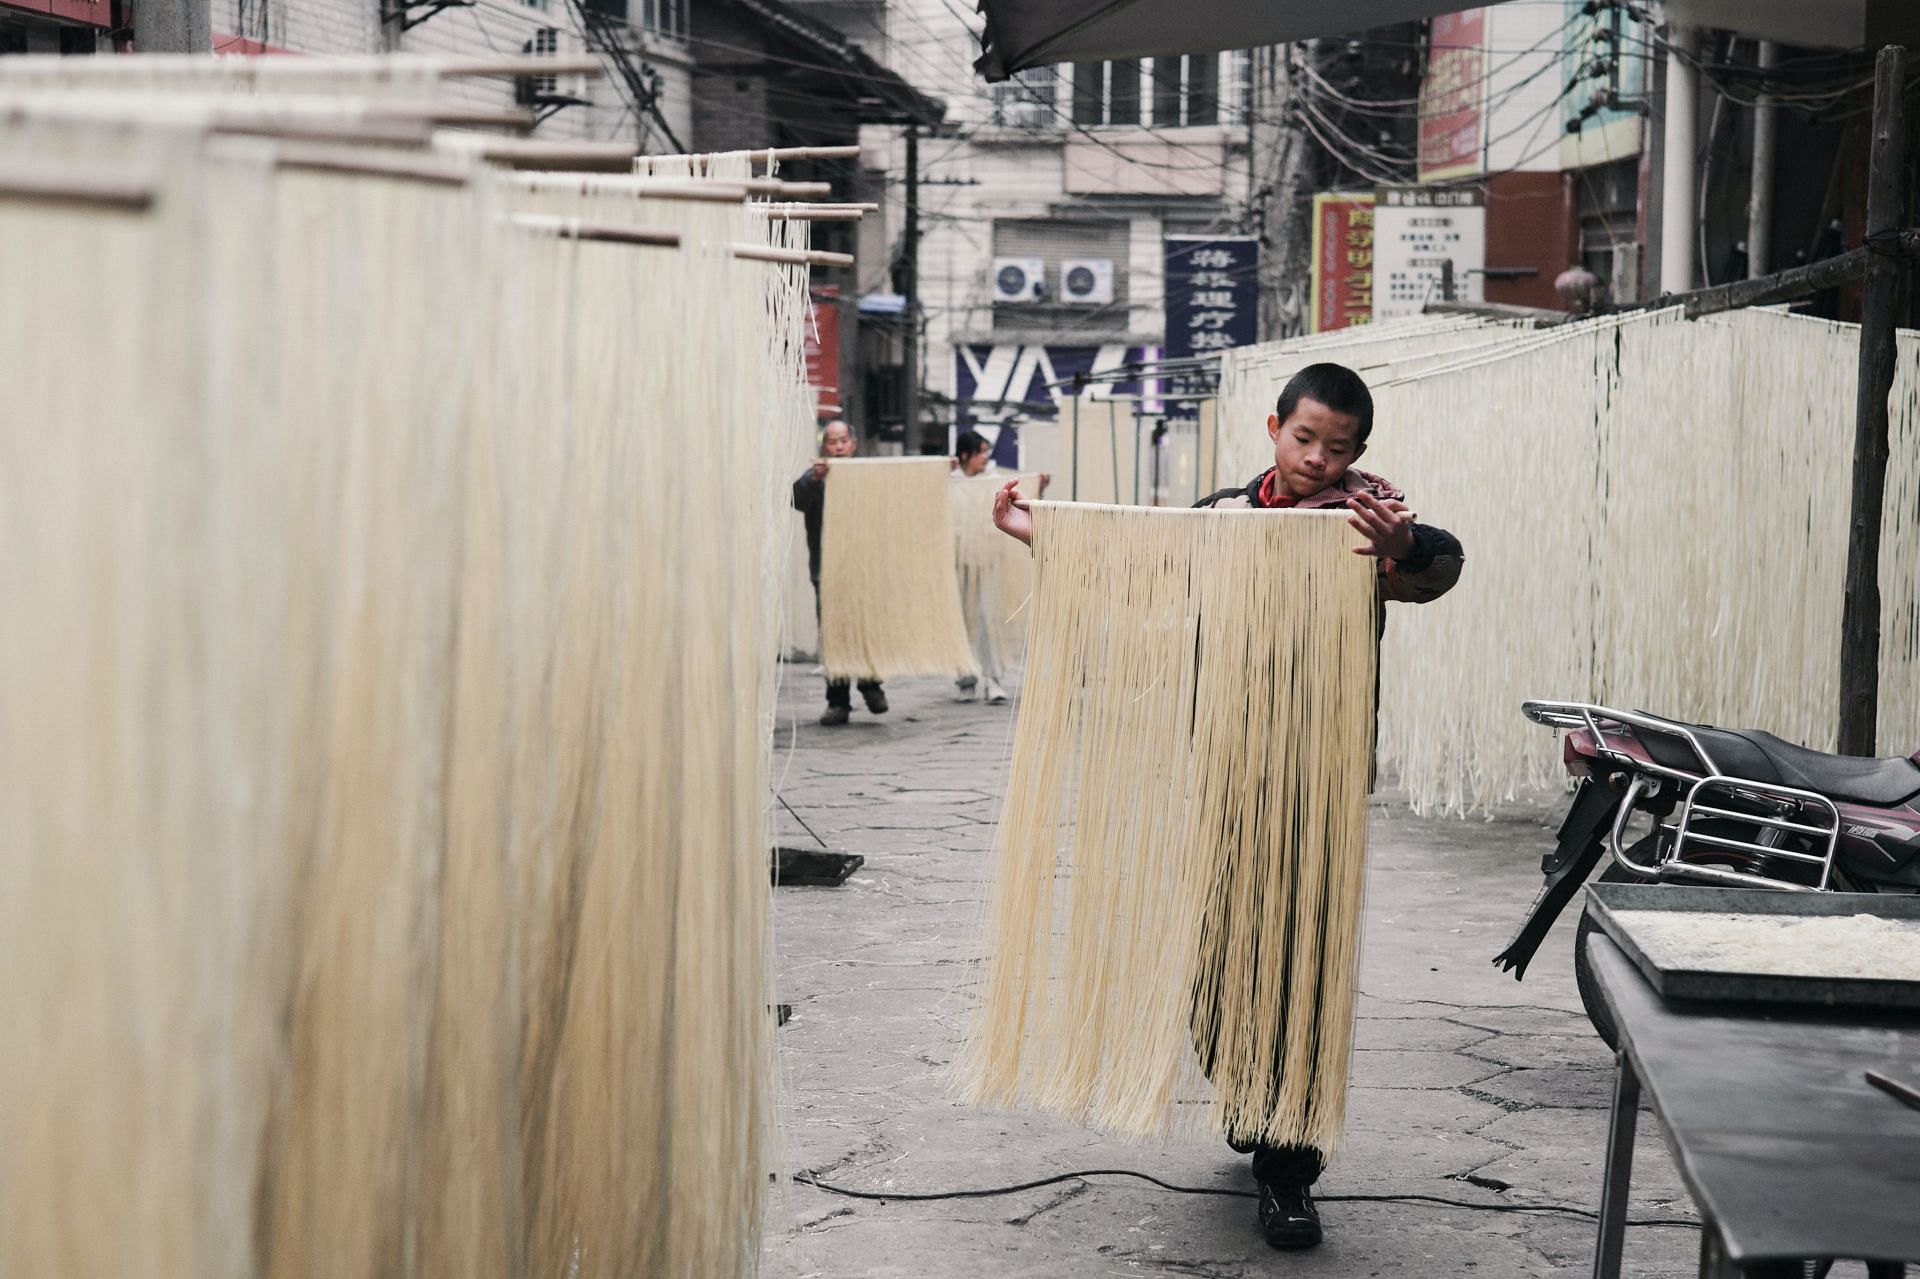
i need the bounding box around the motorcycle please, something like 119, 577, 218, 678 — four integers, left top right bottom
1493, 700, 1920, 1047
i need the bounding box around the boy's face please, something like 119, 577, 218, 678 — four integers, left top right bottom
1266, 397, 1364, 499
821, 423, 857, 457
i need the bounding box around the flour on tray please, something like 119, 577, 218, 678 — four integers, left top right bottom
1610, 910, 1920, 982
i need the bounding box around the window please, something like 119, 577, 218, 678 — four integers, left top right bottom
1075, 56, 1218, 128
642, 0, 686, 39
528, 27, 558, 94
989, 66, 1058, 129
1149, 53, 1217, 127
1072, 60, 1140, 127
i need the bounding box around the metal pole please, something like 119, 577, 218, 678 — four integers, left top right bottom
901, 124, 922, 455
1747, 41, 1779, 278
1590, 1049, 1640, 1279
134, 0, 210, 51
1839, 44, 1908, 756
1070, 378, 1083, 500
1659, 26, 1700, 294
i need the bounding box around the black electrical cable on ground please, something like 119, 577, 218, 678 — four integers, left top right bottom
791, 1169, 1700, 1230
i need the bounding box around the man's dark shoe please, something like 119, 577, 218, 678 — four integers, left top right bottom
1257, 1181, 1321, 1251
819, 705, 850, 726
1226, 1134, 1258, 1155
862, 686, 889, 714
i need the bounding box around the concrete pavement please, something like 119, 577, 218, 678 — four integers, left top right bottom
762, 667, 1702, 1277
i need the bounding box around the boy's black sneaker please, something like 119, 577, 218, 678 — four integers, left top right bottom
1256, 1181, 1321, 1251
862, 687, 889, 714
819, 705, 850, 726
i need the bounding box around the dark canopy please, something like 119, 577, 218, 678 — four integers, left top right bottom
973, 0, 1505, 80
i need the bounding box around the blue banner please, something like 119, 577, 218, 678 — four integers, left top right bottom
953, 343, 1158, 467
1163, 235, 1258, 421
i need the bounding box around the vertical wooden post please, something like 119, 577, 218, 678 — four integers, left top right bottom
1839, 44, 1908, 756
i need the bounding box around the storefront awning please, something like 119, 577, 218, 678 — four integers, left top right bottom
974, 0, 1506, 80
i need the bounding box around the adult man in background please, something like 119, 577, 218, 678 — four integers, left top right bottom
792, 420, 887, 726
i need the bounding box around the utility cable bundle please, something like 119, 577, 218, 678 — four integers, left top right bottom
961, 505, 1377, 1152
1217, 311, 1920, 813
818, 457, 980, 682
0, 67, 817, 1279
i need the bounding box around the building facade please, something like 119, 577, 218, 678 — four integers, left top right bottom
856, 0, 1257, 467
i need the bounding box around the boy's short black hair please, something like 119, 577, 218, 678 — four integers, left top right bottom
955, 429, 991, 459
1276, 363, 1374, 445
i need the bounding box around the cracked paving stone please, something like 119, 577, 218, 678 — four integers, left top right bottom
1348, 1048, 1507, 1090
1352, 1016, 1492, 1052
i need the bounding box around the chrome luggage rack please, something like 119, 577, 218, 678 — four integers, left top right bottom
1522, 700, 1842, 893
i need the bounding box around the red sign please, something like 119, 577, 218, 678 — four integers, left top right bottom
803, 288, 841, 419
1310, 193, 1375, 333
4, 0, 113, 27
1419, 8, 1486, 181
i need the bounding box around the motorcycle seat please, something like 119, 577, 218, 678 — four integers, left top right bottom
1687, 726, 1920, 806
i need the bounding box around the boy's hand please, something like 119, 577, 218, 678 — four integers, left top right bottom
992, 479, 1033, 546
1348, 492, 1416, 560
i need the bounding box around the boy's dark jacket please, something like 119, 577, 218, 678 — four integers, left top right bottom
1196, 466, 1464, 605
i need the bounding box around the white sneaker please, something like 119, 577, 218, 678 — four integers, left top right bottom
985, 679, 1009, 704
955, 676, 978, 702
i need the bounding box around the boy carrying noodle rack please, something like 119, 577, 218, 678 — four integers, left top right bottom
991, 363, 1464, 1251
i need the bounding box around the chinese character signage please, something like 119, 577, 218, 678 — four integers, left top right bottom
1163, 236, 1259, 357
1372, 186, 1486, 322
1163, 235, 1258, 423
1419, 8, 1485, 181
1310, 192, 1375, 333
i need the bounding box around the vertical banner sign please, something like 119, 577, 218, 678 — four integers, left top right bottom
1373, 186, 1487, 321
1163, 235, 1259, 422
1309, 193, 1375, 333
804, 287, 841, 419
1419, 8, 1486, 182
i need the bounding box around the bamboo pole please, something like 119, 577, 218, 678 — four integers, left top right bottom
763, 208, 864, 221
273, 141, 472, 186
640, 144, 863, 163
506, 212, 680, 246
730, 243, 853, 268
0, 159, 156, 210
399, 105, 540, 131
1838, 44, 1908, 756
453, 137, 640, 172
741, 178, 833, 198
436, 55, 604, 78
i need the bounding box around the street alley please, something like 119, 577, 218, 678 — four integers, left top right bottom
763, 671, 1703, 1278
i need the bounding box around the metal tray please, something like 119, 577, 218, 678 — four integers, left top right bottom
1584, 882, 1920, 1010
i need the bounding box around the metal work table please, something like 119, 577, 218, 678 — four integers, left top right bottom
1586, 934, 1920, 1278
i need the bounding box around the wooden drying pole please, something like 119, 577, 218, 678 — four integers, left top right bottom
1839, 44, 1909, 757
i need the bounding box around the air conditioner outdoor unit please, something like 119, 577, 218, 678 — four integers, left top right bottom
1059, 258, 1115, 305
992, 258, 1046, 303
